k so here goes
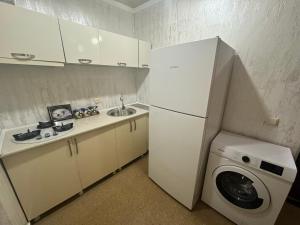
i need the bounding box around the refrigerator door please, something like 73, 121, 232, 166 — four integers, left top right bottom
150, 38, 218, 117
149, 106, 205, 209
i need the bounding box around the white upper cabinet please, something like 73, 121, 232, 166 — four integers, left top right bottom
99, 30, 138, 68
0, 3, 64, 65
59, 20, 101, 65
138, 40, 151, 68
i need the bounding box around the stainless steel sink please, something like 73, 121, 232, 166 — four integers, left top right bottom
107, 108, 136, 117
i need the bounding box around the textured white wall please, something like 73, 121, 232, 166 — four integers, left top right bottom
135, 0, 300, 156
15, 0, 135, 37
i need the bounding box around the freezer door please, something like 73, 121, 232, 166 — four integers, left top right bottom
150, 38, 218, 117
149, 106, 205, 209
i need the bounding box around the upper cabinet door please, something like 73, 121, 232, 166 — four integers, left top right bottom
0, 3, 64, 63
99, 29, 138, 68
59, 20, 100, 65
139, 40, 151, 68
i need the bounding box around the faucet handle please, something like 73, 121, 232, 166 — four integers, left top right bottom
120, 94, 125, 110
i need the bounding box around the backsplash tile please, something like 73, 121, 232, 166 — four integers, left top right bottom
0, 64, 137, 128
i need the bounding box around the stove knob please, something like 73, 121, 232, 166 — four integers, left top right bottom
36, 135, 42, 140
242, 156, 250, 163
44, 133, 51, 138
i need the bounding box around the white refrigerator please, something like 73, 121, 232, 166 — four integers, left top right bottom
149, 37, 235, 209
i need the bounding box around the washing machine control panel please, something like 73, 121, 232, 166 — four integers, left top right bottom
215, 149, 286, 177
215, 149, 261, 168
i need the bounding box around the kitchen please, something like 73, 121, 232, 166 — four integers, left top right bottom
0, 0, 300, 225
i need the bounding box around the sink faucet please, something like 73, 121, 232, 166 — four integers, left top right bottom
120, 94, 125, 110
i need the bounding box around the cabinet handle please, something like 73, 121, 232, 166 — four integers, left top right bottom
78, 58, 92, 64
129, 121, 132, 132
134, 120, 136, 131
11, 53, 35, 60
142, 64, 149, 68
74, 138, 79, 154
117, 62, 127, 67
67, 140, 73, 157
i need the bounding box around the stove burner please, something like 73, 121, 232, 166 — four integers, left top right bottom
52, 123, 73, 132
37, 121, 54, 129
13, 129, 41, 141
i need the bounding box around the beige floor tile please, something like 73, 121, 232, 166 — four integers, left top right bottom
35, 156, 299, 225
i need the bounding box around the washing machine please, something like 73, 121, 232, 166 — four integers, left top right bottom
201, 131, 297, 225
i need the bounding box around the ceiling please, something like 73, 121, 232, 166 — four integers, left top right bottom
114, 0, 150, 8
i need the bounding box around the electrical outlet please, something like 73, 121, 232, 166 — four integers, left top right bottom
94, 97, 102, 104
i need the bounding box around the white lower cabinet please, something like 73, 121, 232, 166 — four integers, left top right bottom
132, 116, 148, 157
2, 139, 82, 220
74, 126, 118, 188
115, 116, 148, 168
2, 116, 148, 221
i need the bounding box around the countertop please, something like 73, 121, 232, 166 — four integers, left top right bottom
0, 106, 149, 158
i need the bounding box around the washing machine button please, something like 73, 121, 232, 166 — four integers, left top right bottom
242, 156, 250, 163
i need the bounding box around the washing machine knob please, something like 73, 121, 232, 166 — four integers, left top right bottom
242, 156, 250, 163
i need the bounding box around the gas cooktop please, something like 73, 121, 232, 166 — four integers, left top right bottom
12, 120, 74, 144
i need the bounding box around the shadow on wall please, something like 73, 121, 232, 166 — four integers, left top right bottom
222, 56, 276, 142
135, 68, 150, 104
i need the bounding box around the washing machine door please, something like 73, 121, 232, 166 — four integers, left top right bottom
213, 166, 270, 212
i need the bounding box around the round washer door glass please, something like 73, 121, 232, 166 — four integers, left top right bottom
213, 166, 270, 212
216, 171, 262, 209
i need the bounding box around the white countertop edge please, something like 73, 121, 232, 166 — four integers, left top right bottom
1, 102, 148, 133
135, 102, 150, 107
0, 105, 149, 158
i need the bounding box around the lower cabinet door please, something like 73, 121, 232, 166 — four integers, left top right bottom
115, 120, 135, 167
115, 116, 149, 168
2, 139, 82, 220
132, 116, 148, 158
75, 126, 118, 188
